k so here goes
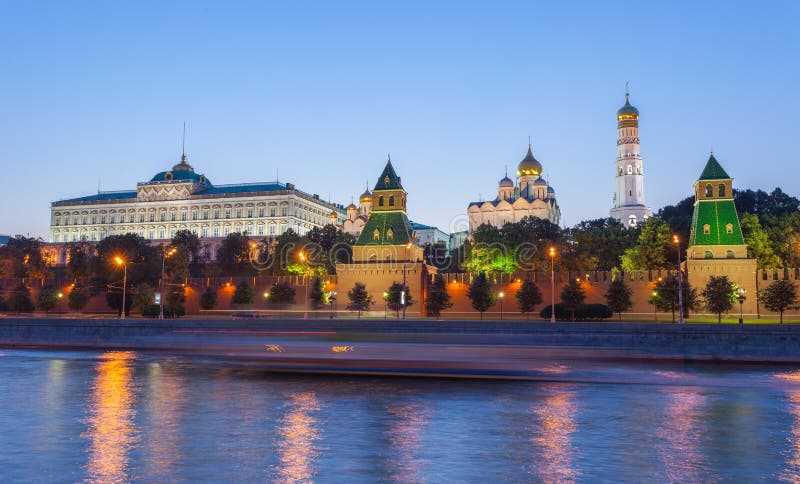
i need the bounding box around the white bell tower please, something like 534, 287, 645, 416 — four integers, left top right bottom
610, 87, 652, 227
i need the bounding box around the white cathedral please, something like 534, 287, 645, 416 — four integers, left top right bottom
609, 91, 652, 226
467, 144, 561, 232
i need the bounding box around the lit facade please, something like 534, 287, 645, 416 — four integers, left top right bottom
50, 154, 343, 245
609, 91, 652, 226
467, 144, 561, 231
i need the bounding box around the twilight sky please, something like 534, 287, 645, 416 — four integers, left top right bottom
1, 1, 798, 239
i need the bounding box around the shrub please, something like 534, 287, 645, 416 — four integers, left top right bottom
68, 284, 92, 312
232, 281, 255, 305
199, 287, 218, 310
37, 285, 60, 313
8, 283, 35, 313
268, 281, 296, 305
540, 303, 613, 321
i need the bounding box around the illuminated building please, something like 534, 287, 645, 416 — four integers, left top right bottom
609, 90, 652, 226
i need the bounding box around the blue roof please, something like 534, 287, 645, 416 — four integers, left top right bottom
0, 235, 11, 245
150, 169, 209, 183
56, 191, 137, 203
410, 221, 435, 230
196, 183, 286, 195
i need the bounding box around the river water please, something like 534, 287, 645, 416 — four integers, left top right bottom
2, 349, 800, 482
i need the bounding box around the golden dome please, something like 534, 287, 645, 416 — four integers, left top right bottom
517, 144, 542, 177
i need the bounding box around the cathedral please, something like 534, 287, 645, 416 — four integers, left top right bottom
342, 182, 373, 237
609, 90, 652, 226
467, 144, 561, 231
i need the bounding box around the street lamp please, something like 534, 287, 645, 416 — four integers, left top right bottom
402, 242, 412, 320
737, 288, 747, 325
652, 291, 658, 321
297, 250, 308, 319
328, 290, 336, 319
383, 292, 388, 319
673, 235, 684, 324
549, 247, 556, 323
159, 247, 177, 320
498, 291, 504, 320
114, 256, 127, 320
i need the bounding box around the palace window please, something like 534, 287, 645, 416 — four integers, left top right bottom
223, 226, 230, 236
627, 165, 632, 174
236, 208, 242, 218
170, 228, 176, 238
150, 213, 155, 222
192, 211, 198, 221
181, 212, 187, 221
214, 209, 220, 219
269, 225, 275, 235
170, 212, 176, 221
703, 224, 711, 235
203, 209, 209, 220
258, 207, 265, 218
270, 207, 276, 217
160, 212, 165, 222
202, 227, 208, 237
247, 208, 253, 218
159, 229, 165, 239
281, 207, 288, 217
148, 229, 155, 239
225, 208, 231, 218
718, 184, 726, 197
258, 225, 264, 236
110, 215, 115, 224
100, 215, 106, 224
213, 227, 219, 237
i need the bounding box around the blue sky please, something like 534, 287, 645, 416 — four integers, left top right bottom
1, 1, 798, 238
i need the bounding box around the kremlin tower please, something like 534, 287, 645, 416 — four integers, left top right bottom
610, 89, 652, 226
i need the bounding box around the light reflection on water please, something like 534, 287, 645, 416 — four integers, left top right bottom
3, 351, 800, 481
82, 351, 138, 483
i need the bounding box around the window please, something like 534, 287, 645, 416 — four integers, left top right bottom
236, 208, 242, 218
213, 227, 219, 237
170, 212, 176, 221
100, 215, 106, 224
270, 207, 276, 217
247, 208, 253, 218
170, 228, 176, 238
727, 250, 735, 259
373, 229, 380, 241
627, 165, 632, 174
213, 210, 219, 219
258, 207, 265, 217
139, 214, 145, 223
386, 228, 394, 241
618, 167, 623, 176
91, 215, 97, 224
159, 229, 165, 239
203, 209, 209, 220
705, 250, 714, 259
703, 224, 711, 235
148, 229, 155, 239
150, 213, 155, 222
110, 215, 115, 224
225, 208, 231, 218
192, 211, 198, 221
160, 212, 165, 221
379, 196, 384, 207
202, 227, 208, 237
269, 225, 275, 235
224, 226, 230, 236
718, 184, 726, 197
281, 207, 288, 217
258, 225, 264, 236
705, 184, 713, 197
181, 212, 187, 221
726, 223, 733, 234
389, 195, 394, 206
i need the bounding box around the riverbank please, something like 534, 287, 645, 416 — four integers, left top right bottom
2, 318, 800, 378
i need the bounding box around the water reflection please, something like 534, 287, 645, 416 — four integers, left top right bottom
657, 388, 710, 482
143, 361, 184, 479
530, 384, 579, 483
386, 402, 429, 483
776, 370, 800, 482
83, 351, 138, 483
273, 391, 321, 483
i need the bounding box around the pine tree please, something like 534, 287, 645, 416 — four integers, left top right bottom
8, 283, 35, 313
560, 281, 586, 321
346, 282, 373, 318
516, 279, 542, 319
425, 274, 453, 319
199, 286, 218, 310
605, 278, 633, 321
467, 273, 496, 319
268, 281, 295, 304
760, 279, 798, 324
232, 280, 255, 305
37, 285, 59, 313
701, 276, 736, 324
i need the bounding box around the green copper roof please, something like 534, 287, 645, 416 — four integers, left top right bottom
355, 211, 414, 246
689, 199, 745, 246
698, 154, 730, 181
373, 159, 403, 191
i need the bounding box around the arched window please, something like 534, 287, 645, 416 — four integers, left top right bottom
373, 228, 380, 241
705, 184, 713, 197
703, 224, 711, 235
627, 165, 633, 174
725, 223, 733, 234
705, 250, 714, 259
727, 250, 735, 259
619, 167, 623, 176
386, 228, 394, 241
379, 196, 384, 207
628, 215, 637, 226
718, 184, 726, 197
389, 195, 394, 206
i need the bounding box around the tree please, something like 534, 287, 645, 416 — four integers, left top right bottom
467, 273, 496, 319
163, 282, 186, 318
425, 274, 453, 319
232, 280, 255, 305
216, 233, 253, 276
37, 285, 59, 314
308, 276, 329, 311
268, 281, 296, 304
386, 282, 413, 318
560, 281, 586, 321
133, 283, 155, 315
620, 218, 675, 271
760, 279, 798, 324
199, 286, 218, 310
7, 283, 35, 313
653, 275, 699, 322
67, 284, 92, 312
66, 243, 92, 281
740, 213, 782, 269
346, 282, 373, 318
605, 278, 633, 321
567, 218, 637, 271
516, 279, 542, 319
701, 276, 736, 324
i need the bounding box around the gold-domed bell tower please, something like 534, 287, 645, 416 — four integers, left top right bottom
610, 87, 652, 227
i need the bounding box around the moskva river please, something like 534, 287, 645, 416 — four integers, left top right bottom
2, 349, 800, 482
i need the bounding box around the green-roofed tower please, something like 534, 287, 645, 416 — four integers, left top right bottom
686, 152, 757, 315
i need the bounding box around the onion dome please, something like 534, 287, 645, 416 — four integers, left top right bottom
617, 93, 639, 117
499, 175, 514, 187
517, 144, 543, 177
346, 202, 358, 210
534, 178, 547, 186
359, 185, 372, 202
172, 153, 195, 172
329, 210, 338, 219
547, 185, 555, 193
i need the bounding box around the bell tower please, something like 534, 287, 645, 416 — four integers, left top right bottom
610, 87, 652, 227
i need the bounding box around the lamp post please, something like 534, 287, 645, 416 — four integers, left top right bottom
737, 288, 747, 325
114, 256, 127, 320
402, 242, 412, 320
498, 291, 504, 320
159, 247, 177, 320
549, 247, 556, 323
298, 250, 308, 319
383, 292, 388, 319
673, 235, 684, 324
57, 292, 63, 315
328, 290, 336, 319
652, 291, 658, 321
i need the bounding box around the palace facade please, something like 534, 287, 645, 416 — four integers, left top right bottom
50, 154, 343, 245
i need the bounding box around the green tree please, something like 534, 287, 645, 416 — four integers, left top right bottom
268, 281, 296, 304
66, 243, 92, 281
653, 275, 699, 322
467, 273, 496, 319
232, 280, 256, 305
701, 276, 736, 324
133, 283, 155, 315
7, 283, 35, 312
67, 284, 92, 312
620, 218, 675, 271
199, 286, 218, 310
163, 282, 186, 318
216, 233, 253, 276
346, 282, 373, 318
170, 229, 202, 276
0, 294, 6, 311
93, 234, 160, 288
37, 285, 59, 313
309, 276, 329, 311
386, 282, 413, 318
605, 278, 633, 321
425, 274, 453, 319
567, 218, 637, 271
760, 279, 798, 324
560, 281, 586, 321
740, 213, 782, 269
516, 279, 542, 319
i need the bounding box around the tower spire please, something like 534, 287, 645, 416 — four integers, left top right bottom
181, 122, 187, 162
